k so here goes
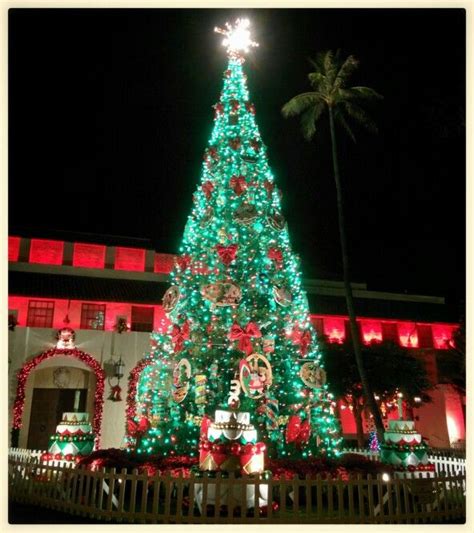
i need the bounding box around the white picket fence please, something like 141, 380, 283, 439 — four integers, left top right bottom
8, 450, 465, 524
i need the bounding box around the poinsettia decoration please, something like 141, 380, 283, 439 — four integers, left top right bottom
286, 415, 311, 446
268, 247, 283, 266
229, 137, 242, 150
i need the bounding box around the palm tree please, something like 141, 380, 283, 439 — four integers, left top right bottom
282, 50, 385, 440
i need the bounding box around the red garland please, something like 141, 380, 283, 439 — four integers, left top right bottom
215, 244, 238, 266
268, 247, 283, 265
291, 327, 312, 356
176, 254, 191, 272
12, 348, 105, 449
125, 358, 154, 446
228, 322, 262, 355
229, 175, 247, 196
171, 321, 190, 353
201, 181, 214, 200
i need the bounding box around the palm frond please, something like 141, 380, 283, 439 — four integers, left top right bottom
281, 92, 322, 118
334, 108, 357, 143
342, 101, 379, 133
341, 86, 384, 101
300, 101, 326, 141
334, 55, 359, 90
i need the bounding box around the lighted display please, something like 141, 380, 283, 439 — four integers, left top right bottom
9, 236, 21, 262
115, 247, 146, 272
29, 239, 64, 265
73, 243, 106, 269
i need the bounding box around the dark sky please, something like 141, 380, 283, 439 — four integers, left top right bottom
9, 8, 466, 309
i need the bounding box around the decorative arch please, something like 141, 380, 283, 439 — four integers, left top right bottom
12, 347, 106, 448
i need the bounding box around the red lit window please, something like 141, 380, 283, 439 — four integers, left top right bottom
80, 303, 106, 330
27, 300, 55, 328
432, 324, 455, 350
131, 306, 154, 332
9, 236, 21, 262
310, 316, 324, 337
323, 317, 345, 344
154, 253, 176, 274
115, 247, 145, 271
73, 243, 106, 269
29, 239, 64, 265
360, 320, 382, 345
398, 322, 419, 348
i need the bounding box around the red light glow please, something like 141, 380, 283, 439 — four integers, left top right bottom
73, 243, 106, 269
154, 253, 176, 274
29, 239, 64, 265
323, 317, 345, 344
398, 322, 419, 348
9, 236, 21, 262
360, 320, 383, 344
432, 324, 455, 350
115, 247, 145, 272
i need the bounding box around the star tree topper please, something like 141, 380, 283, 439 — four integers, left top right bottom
214, 18, 259, 59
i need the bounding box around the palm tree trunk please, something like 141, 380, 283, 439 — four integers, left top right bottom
328, 106, 385, 441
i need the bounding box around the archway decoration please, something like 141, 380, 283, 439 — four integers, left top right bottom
12, 347, 106, 449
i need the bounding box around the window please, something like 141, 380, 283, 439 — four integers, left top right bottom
27, 300, 55, 328
131, 306, 154, 332
81, 303, 106, 330
381, 322, 398, 343
29, 239, 64, 265
73, 243, 106, 269
115, 247, 145, 271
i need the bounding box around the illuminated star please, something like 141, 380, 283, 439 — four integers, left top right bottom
214, 18, 259, 58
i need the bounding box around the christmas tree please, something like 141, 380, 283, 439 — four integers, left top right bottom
129, 19, 341, 460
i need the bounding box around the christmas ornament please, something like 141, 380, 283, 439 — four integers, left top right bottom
241, 353, 272, 399
257, 395, 279, 430
263, 179, 274, 198
291, 326, 312, 356
240, 154, 257, 165
245, 102, 256, 114
171, 321, 190, 353
267, 247, 283, 265
233, 202, 258, 225
262, 335, 275, 353
250, 138, 261, 152
300, 362, 327, 389
229, 137, 242, 150
108, 384, 122, 402
200, 206, 214, 228
285, 415, 302, 443
202, 180, 214, 200
162, 286, 180, 313
172, 358, 192, 403
229, 175, 247, 196
228, 322, 262, 355
266, 209, 286, 231
200, 281, 242, 306
194, 374, 207, 405
272, 284, 293, 307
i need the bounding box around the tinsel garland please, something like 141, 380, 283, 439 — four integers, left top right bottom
12, 348, 105, 448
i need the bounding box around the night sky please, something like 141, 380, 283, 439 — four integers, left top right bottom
8, 8, 466, 310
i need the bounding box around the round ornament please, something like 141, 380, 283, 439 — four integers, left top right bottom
162, 286, 180, 312
233, 202, 258, 225
266, 209, 286, 231
200, 206, 214, 228
172, 358, 192, 403
300, 362, 327, 389
272, 284, 293, 307
240, 353, 273, 400
201, 281, 242, 306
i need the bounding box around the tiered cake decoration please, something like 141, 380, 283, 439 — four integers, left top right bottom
47, 411, 95, 461
198, 377, 266, 475
380, 393, 434, 473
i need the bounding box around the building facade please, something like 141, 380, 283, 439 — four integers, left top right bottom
8, 232, 465, 452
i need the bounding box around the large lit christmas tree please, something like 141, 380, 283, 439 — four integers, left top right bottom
128, 19, 341, 460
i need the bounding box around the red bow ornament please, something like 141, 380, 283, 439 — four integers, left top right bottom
229, 175, 247, 196
286, 416, 311, 445
245, 102, 256, 115
291, 327, 312, 356
176, 255, 191, 272
215, 244, 238, 266
229, 137, 242, 150
263, 179, 274, 198
228, 322, 262, 355
202, 181, 214, 200
172, 321, 190, 353
214, 103, 224, 117
230, 99, 240, 112
268, 247, 283, 266
127, 416, 150, 438
250, 138, 261, 152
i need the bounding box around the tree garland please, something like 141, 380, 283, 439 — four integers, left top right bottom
12, 348, 105, 448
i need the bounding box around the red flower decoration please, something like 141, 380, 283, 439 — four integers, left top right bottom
263, 179, 274, 198
250, 138, 261, 152
201, 180, 214, 200
268, 247, 283, 264
291, 327, 312, 356
215, 244, 238, 266
228, 322, 262, 355
229, 175, 247, 196
245, 102, 256, 114
171, 321, 190, 353
176, 255, 191, 272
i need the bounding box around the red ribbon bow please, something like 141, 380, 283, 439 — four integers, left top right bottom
172, 321, 190, 353
291, 327, 312, 356
215, 244, 238, 266
286, 416, 311, 445
202, 181, 214, 200
127, 416, 150, 437
229, 138, 242, 150
230, 99, 240, 112
229, 175, 247, 196
214, 103, 224, 116
268, 247, 283, 263
245, 102, 256, 115
250, 138, 261, 152
176, 255, 191, 272
228, 322, 262, 355
263, 179, 274, 198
